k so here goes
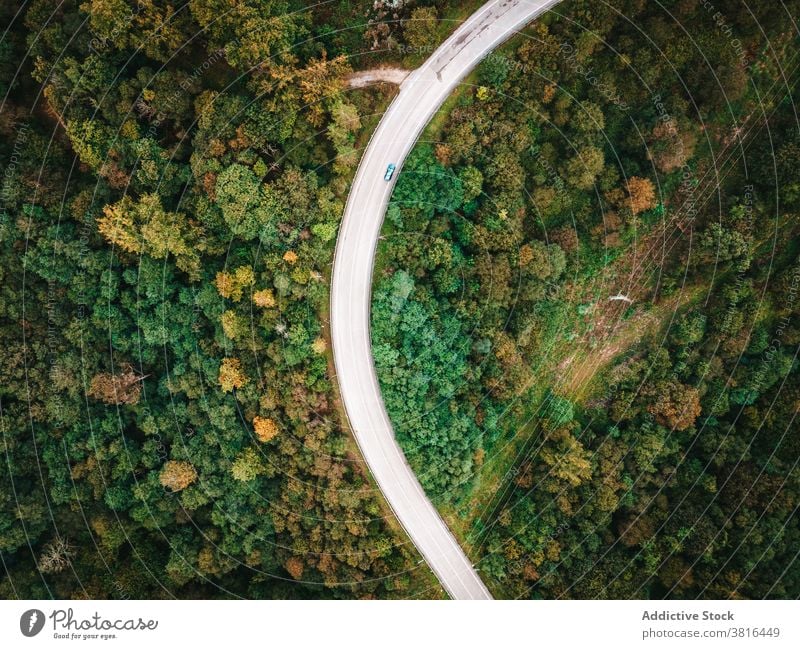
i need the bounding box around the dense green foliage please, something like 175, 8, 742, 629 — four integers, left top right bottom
3, 0, 799, 602
0, 0, 465, 599
374, 0, 800, 597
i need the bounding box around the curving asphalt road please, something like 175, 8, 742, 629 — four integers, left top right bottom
330, 0, 560, 600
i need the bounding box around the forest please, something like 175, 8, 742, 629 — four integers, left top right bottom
0, 0, 465, 599
1, 0, 799, 601
373, 0, 800, 597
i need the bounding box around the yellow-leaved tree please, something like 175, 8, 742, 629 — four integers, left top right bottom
253, 416, 279, 443
218, 357, 247, 392
159, 461, 197, 492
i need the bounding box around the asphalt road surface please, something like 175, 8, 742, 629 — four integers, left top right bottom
330, 0, 560, 600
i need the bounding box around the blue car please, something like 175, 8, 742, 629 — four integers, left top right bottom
384, 163, 396, 181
